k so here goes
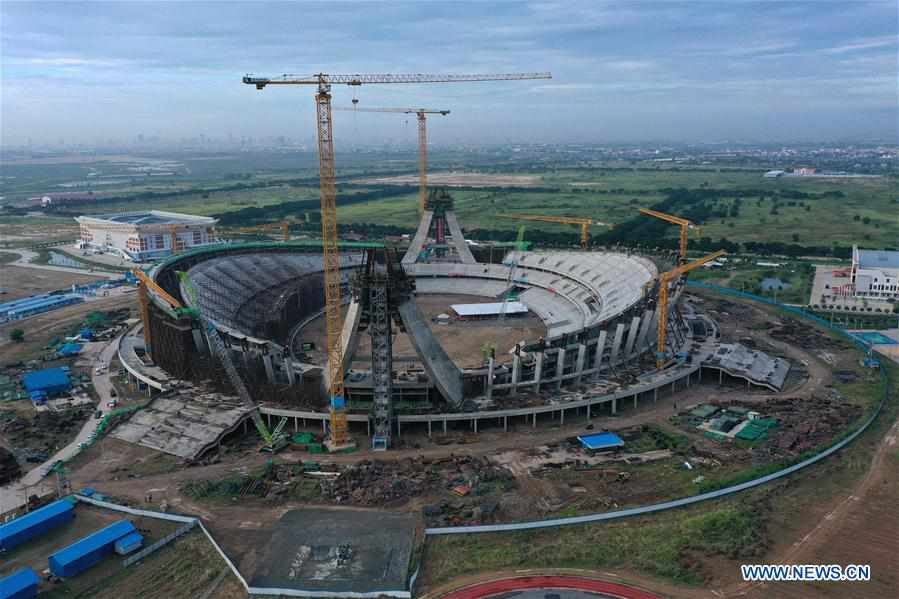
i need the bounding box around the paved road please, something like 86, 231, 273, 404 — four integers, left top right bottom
0, 333, 123, 513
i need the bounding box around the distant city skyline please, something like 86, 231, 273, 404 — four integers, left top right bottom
2, 1, 897, 146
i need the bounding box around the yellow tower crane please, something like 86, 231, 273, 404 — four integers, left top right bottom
638, 208, 700, 264
497, 214, 613, 249
654, 249, 726, 368
242, 72, 551, 450
232, 220, 291, 241
334, 106, 450, 213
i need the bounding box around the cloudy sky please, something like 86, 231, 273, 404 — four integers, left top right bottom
2, 0, 897, 146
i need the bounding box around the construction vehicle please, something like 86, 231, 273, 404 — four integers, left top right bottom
497, 214, 613, 249
243, 71, 550, 451
177, 272, 288, 452
638, 208, 699, 264
334, 107, 449, 213
232, 221, 291, 241
655, 250, 726, 368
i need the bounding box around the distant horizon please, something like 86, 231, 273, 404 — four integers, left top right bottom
2, 1, 897, 146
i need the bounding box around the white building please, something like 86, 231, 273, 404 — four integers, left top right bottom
75, 210, 218, 262
850, 245, 899, 300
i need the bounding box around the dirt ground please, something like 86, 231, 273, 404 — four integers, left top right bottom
301, 293, 546, 370
0, 294, 134, 361
354, 171, 543, 187
0, 262, 104, 301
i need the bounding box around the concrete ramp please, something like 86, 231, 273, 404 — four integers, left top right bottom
398, 299, 464, 407
402, 210, 435, 264
444, 211, 476, 264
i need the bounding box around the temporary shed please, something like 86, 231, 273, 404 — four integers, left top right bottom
114, 531, 144, 555
450, 301, 528, 319
576, 432, 625, 451
0, 568, 39, 599
49, 519, 136, 578
0, 499, 75, 551
22, 368, 71, 396
58, 343, 82, 356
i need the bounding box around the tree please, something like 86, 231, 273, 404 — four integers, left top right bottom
10, 329, 24, 343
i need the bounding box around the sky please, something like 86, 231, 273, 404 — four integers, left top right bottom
1, 0, 897, 146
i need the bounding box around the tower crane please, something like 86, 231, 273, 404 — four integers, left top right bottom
654, 250, 726, 369
497, 214, 614, 249
334, 106, 450, 213
638, 208, 699, 264
243, 71, 551, 450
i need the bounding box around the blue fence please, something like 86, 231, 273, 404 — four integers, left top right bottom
424, 281, 891, 535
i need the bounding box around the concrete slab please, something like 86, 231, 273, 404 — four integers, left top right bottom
248, 508, 415, 594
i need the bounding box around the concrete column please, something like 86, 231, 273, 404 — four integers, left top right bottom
611, 398, 617, 414
428, 420, 432, 437
322, 419, 326, 434
636, 308, 656, 353
294, 417, 298, 432
610, 324, 626, 366
575, 344, 586, 384
555, 349, 566, 389
511, 354, 521, 394
623, 316, 641, 359
654, 387, 658, 404
486, 357, 495, 401
473, 418, 478, 433
503, 415, 508, 432
284, 359, 296, 385
533, 412, 537, 428
594, 330, 608, 374
443, 419, 447, 434
191, 329, 207, 354
633, 394, 638, 409
397, 420, 401, 438
719, 369, 723, 385
262, 354, 276, 383
534, 352, 544, 390
560, 408, 565, 425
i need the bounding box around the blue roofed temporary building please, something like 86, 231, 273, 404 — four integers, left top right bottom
48, 519, 136, 578
0, 567, 39, 599
0, 499, 75, 552
0, 294, 83, 323
114, 531, 144, 555
58, 342, 82, 356
22, 367, 71, 396
577, 432, 625, 451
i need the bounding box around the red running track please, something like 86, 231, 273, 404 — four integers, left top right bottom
439, 575, 665, 599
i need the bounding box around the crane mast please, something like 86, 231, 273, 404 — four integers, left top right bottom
655, 250, 726, 368
243, 71, 551, 451
498, 214, 613, 249
334, 106, 450, 213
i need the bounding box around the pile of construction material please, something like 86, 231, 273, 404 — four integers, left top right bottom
0, 446, 21, 484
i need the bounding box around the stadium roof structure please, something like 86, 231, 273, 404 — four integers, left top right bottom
77, 210, 216, 226
450, 301, 528, 317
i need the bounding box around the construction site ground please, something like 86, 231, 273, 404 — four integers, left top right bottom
0, 502, 180, 594
0, 260, 104, 302
25, 288, 890, 597
301, 293, 546, 371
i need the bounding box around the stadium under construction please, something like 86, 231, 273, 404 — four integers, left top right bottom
126, 190, 789, 454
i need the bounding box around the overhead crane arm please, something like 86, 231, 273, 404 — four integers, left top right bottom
243, 70, 550, 450
333, 106, 451, 213
655, 249, 726, 368
638, 208, 700, 264
497, 213, 613, 249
